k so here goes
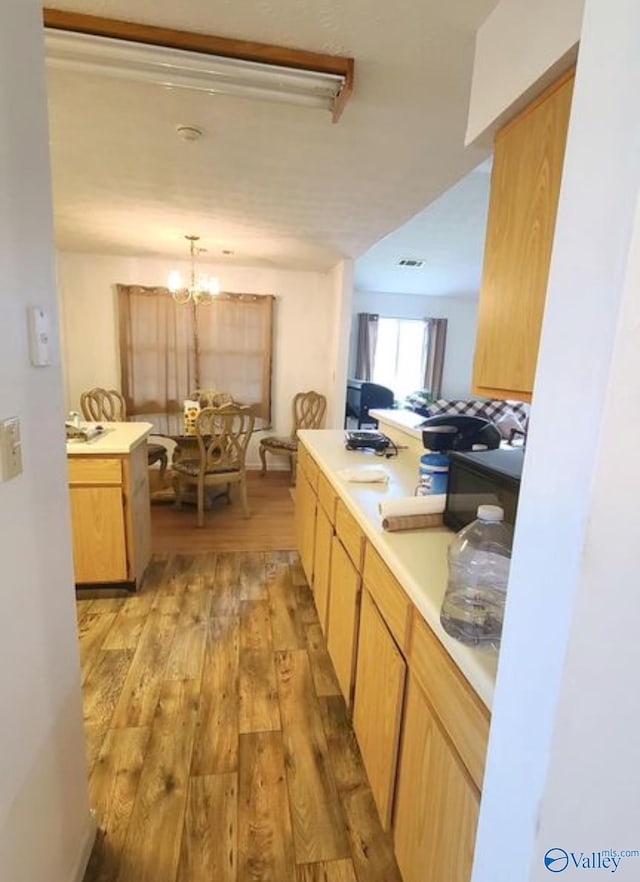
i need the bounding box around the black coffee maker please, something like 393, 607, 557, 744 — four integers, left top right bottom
421, 415, 501, 452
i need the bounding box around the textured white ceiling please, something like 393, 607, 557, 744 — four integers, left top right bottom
355, 158, 492, 295
45, 0, 497, 269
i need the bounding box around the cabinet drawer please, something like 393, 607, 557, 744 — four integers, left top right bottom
68, 457, 122, 485
408, 610, 490, 790
363, 543, 411, 651
317, 471, 338, 523
335, 499, 365, 571
297, 444, 319, 490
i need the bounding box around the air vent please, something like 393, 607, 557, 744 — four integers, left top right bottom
397, 258, 426, 268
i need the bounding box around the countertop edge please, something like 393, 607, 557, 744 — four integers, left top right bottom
66, 422, 154, 455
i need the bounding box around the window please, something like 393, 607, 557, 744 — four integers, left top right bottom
372, 317, 428, 400
117, 285, 273, 434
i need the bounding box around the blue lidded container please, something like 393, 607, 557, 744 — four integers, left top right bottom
418, 453, 450, 496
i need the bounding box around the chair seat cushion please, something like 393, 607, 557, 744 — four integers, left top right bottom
261, 435, 298, 452
147, 443, 167, 463
173, 459, 238, 478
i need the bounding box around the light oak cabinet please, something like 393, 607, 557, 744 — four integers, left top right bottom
295, 469, 317, 586
473, 70, 574, 401
67, 442, 151, 586
69, 484, 128, 582
294, 438, 491, 882
353, 589, 406, 831
326, 534, 361, 707
313, 504, 333, 634
393, 675, 480, 882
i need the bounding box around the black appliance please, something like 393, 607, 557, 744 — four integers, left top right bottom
345, 379, 394, 428
444, 448, 524, 532
421, 414, 501, 453
345, 430, 390, 452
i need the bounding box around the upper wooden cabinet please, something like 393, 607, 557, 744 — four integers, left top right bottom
473, 70, 575, 401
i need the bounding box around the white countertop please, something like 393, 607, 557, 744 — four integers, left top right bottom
299, 428, 498, 709
369, 407, 425, 439
66, 421, 153, 455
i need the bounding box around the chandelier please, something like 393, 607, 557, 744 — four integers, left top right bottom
167, 235, 220, 305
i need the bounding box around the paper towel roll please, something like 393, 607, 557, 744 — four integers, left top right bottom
378, 494, 446, 519
382, 512, 443, 532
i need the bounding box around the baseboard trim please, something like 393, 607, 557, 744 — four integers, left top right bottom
70, 810, 97, 882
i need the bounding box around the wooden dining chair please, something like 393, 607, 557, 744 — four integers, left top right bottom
79, 386, 168, 480
80, 387, 126, 421
259, 390, 326, 485
173, 404, 255, 527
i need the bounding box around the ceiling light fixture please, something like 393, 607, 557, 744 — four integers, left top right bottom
168, 235, 220, 305
45, 28, 349, 115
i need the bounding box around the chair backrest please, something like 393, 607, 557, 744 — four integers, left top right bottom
80, 387, 127, 421
292, 391, 327, 435
195, 405, 255, 473
360, 382, 394, 413
191, 388, 235, 409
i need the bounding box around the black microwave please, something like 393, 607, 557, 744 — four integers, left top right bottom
443, 448, 524, 532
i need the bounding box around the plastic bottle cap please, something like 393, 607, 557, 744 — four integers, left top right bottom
477, 504, 504, 522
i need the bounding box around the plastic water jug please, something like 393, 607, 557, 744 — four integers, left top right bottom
440, 504, 512, 649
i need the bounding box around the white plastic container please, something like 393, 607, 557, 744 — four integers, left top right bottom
440, 504, 513, 649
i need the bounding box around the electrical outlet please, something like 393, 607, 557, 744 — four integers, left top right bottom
0, 417, 23, 483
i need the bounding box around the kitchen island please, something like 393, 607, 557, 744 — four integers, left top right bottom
67, 421, 153, 588
296, 428, 498, 882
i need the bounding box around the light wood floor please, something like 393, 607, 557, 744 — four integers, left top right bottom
151, 471, 296, 554
77, 551, 402, 882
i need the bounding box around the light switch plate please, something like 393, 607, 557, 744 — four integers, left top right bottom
0, 417, 23, 483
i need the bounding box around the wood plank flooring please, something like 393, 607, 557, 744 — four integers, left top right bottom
79, 551, 401, 882
151, 471, 296, 554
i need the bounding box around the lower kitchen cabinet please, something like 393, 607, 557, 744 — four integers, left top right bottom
67, 441, 151, 586
313, 503, 333, 634
393, 674, 480, 882
295, 468, 317, 586
326, 534, 361, 706
69, 484, 128, 582
353, 589, 406, 831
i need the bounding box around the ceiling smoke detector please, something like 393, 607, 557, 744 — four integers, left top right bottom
176, 125, 203, 142
397, 258, 426, 268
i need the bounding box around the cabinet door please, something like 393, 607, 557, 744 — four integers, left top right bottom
394, 674, 480, 882
69, 486, 128, 582
326, 535, 361, 707
313, 504, 333, 634
353, 589, 406, 831
295, 469, 317, 586
473, 70, 574, 400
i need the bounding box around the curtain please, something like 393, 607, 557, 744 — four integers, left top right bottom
118, 285, 196, 434
355, 313, 379, 380
423, 317, 447, 399
193, 293, 274, 422
118, 286, 274, 433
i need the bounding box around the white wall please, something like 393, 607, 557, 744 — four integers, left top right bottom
327, 260, 354, 427
466, 0, 584, 145
472, 1, 640, 879
0, 4, 93, 882
350, 291, 478, 399
57, 252, 336, 466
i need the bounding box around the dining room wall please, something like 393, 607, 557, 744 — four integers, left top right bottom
56, 251, 339, 466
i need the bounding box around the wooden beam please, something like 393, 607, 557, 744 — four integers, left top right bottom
42, 8, 354, 121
